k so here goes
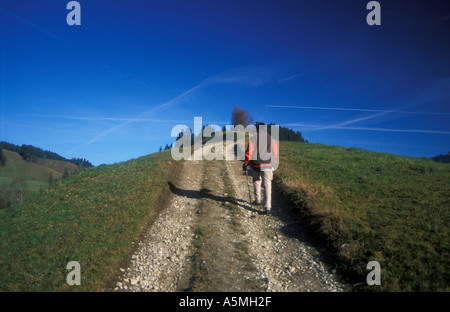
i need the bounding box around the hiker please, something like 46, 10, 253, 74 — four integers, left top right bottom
243, 123, 279, 214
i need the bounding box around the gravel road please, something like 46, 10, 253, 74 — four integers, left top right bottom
114, 141, 343, 292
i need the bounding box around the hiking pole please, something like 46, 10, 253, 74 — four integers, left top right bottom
245, 169, 252, 210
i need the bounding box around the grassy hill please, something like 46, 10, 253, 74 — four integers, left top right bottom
0, 150, 78, 191
275, 141, 450, 291
0, 142, 448, 292
0, 150, 176, 291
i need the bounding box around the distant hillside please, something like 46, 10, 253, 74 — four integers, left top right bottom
0, 149, 80, 209
0, 141, 93, 168
0, 149, 78, 187
0, 142, 89, 210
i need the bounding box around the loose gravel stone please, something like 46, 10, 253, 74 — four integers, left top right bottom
115, 142, 343, 292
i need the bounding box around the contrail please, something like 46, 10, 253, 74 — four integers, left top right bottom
17, 113, 228, 127
330, 126, 450, 135
66, 79, 209, 153
314, 111, 388, 131
0, 6, 154, 92
20, 114, 194, 123
86, 82, 206, 145
266, 105, 450, 116
0, 7, 77, 49
282, 123, 450, 135
74, 63, 292, 150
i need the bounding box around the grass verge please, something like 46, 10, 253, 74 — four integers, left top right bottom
275, 141, 449, 291
0, 150, 177, 291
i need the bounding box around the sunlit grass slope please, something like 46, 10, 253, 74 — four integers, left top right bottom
0, 150, 176, 291
275, 141, 449, 291
0, 150, 78, 191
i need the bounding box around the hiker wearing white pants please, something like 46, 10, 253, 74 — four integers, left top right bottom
243, 123, 279, 214
252, 170, 274, 211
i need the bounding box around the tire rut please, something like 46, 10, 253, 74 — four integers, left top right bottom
114, 153, 343, 292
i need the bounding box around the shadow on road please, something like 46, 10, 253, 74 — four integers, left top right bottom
168, 181, 265, 215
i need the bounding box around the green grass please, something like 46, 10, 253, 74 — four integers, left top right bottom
0, 150, 177, 291
0, 150, 63, 182
2, 141, 448, 292
0, 176, 48, 192
275, 141, 450, 291
0, 150, 78, 191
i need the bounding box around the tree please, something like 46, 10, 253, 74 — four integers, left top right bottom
1, 141, 93, 167
231, 105, 253, 126
19, 144, 38, 163
431, 152, 450, 164
202, 125, 218, 144
262, 122, 306, 143
0, 147, 6, 167
174, 128, 194, 147
69, 157, 93, 168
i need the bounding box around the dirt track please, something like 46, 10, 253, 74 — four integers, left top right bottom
114, 142, 343, 292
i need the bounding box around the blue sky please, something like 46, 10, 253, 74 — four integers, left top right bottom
1, 0, 449, 166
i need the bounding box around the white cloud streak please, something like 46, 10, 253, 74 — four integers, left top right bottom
21, 114, 193, 123
333, 126, 450, 135
270, 77, 450, 135
71, 62, 293, 150
266, 105, 450, 116
0, 7, 77, 49
81, 81, 206, 147
283, 123, 450, 135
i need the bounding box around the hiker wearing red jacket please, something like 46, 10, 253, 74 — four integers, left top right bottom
243, 123, 279, 214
